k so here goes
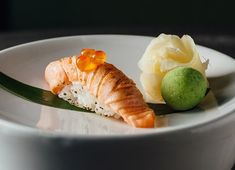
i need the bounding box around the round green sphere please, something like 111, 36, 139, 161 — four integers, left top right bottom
161, 67, 207, 111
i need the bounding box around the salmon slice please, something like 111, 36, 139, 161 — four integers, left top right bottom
45, 56, 156, 128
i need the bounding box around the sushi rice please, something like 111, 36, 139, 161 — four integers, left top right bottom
58, 81, 121, 119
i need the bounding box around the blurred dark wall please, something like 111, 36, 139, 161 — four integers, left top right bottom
1, 0, 235, 33
0, 0, 8, 30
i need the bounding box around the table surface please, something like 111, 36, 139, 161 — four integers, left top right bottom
0, 29, 234, 170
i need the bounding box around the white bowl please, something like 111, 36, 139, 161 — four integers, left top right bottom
0, 35, 235, 170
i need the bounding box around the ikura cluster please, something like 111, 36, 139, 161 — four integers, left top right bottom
76, 48, 106, 71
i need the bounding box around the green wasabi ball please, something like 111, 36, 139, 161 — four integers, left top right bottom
161, 67, 207, 111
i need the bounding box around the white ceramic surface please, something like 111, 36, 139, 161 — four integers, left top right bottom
0, 35, 235, 170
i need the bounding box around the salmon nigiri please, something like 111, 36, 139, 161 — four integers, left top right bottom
45, 49, 155, 128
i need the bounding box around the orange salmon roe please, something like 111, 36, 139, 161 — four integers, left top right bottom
76, 48, 106, 71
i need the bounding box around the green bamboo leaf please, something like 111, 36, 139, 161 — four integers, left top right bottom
0, 72, 174, 115
0, 72, 91, 112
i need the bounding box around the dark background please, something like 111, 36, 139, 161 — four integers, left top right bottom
0, 0, 234, 169
0, 0, 235, 34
